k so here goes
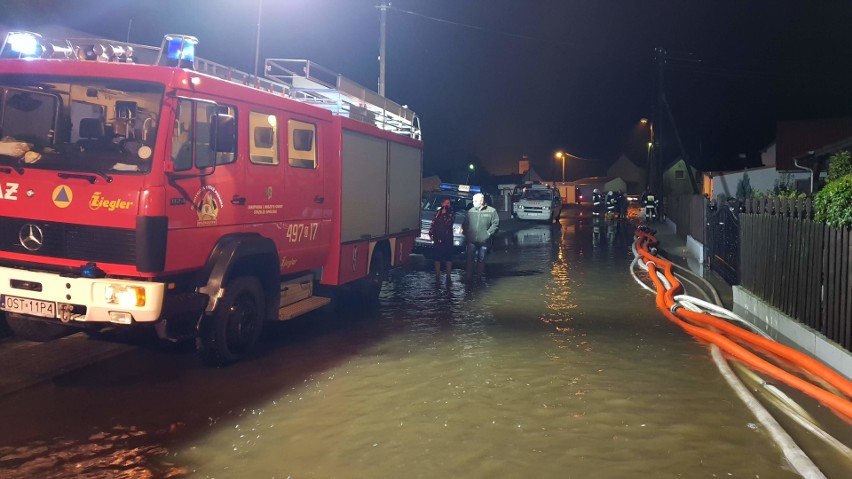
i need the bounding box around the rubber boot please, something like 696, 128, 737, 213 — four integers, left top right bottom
434, 262, 441, 282
476, 261, 486, 281
464, 250, 474, 282
445, 262, 453, 283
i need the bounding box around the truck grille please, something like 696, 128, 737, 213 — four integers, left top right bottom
420, 219, 431, 232
0, 216, 136, 265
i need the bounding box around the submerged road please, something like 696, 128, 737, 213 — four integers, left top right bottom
0, 209, 850, 478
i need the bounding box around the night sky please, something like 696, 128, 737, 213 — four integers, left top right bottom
4, 0, 852, 180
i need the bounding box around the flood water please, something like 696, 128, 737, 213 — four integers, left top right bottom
0, 216, 850, 478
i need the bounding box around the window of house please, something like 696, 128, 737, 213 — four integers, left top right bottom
288, 119, 316, 169
250, 112, 279, 165
675, 170, 685, 180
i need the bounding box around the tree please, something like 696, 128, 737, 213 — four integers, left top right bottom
735, 171, 753, 199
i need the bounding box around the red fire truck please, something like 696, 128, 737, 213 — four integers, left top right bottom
0, 32, 423, 365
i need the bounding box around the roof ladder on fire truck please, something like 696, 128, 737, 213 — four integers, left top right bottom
264, 59, 422, 140
0, 32, 421, 141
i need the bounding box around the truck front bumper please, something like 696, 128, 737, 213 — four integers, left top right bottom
0, 266, 165, 325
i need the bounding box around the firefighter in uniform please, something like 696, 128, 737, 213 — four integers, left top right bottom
605, 191, 617, 218
591, 189, 603, 217
642, 188, 659, 222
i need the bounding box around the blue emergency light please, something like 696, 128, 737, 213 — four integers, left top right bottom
158, 34, 198, 68
1, 32, 43, 59
439, 183, 481, 193
80, 262, 105, 278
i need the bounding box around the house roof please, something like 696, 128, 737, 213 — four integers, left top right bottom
776, 118, 852, 170
572, 176, 622, 186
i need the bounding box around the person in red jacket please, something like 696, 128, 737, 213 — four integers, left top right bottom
429, 199, 456, 283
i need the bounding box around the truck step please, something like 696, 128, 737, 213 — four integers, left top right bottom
277, 296, 331, 321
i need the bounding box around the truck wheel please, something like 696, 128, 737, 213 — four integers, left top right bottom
5, 313, 75, 342
197, 276, 264, 366
361, 249, 388, 302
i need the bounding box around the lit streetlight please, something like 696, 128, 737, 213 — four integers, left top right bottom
555, 150, 566, 183
640, 117, 658, 194
465, 163, 475, 184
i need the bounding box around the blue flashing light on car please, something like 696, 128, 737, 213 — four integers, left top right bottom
439, 183, 481, 193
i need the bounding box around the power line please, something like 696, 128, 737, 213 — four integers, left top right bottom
389, 6, 576, 47
563, 151, 599, 162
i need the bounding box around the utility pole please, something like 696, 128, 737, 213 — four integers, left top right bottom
378, 0, 389, 96
650, 47, 665, 199
254, 0, 263, 78
653, 47, 699, 196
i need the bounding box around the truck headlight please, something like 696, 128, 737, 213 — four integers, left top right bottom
105, 284, 146, 307
453, 225, 463, 235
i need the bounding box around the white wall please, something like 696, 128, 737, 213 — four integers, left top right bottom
711, 167, 809, 199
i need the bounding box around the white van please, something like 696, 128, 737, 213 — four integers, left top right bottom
513, 183, 562, 223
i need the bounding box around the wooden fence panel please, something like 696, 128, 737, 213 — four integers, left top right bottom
809, 222, 825, 331
794, 220, 808, 323
846, 230, 852, 349
770, 215, 781, 304
841, 230, 852, 350
790, 219, 803, 317
738, 214, 850, 351
741, 215, 754, 293
835, 228, 850, 344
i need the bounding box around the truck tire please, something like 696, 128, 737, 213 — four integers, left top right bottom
197, 276, 264, 366
5, 313, 75, 342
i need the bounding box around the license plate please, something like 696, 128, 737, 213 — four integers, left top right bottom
0, 295, 56, 318
420, 233, 431, 240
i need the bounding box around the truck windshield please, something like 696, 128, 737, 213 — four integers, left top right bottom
0, 75, 163, 175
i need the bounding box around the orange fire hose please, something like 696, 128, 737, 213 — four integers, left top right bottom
634, 229, 852, 420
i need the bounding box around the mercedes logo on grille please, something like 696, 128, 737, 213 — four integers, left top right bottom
19, 224, 45, 252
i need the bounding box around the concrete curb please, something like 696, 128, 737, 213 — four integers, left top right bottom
733, 286, 852, 380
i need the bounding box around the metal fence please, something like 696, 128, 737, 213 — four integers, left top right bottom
739, 198, 851, 351
704, 199, 740, 284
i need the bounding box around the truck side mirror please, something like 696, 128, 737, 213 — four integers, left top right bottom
209, 113, 235, 153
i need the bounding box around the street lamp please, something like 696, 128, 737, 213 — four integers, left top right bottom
555, 151, 566, 183
640, 117, 658, 195
465, 163, 474, 184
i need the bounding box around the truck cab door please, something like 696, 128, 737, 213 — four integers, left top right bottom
164, 98, 242, 272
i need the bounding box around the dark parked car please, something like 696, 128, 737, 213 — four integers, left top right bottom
414, 183, 489, 254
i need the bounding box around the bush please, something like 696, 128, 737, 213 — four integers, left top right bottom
773, 172, 795, 195
827, 151, 852, 183
814, 174, 852, 228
